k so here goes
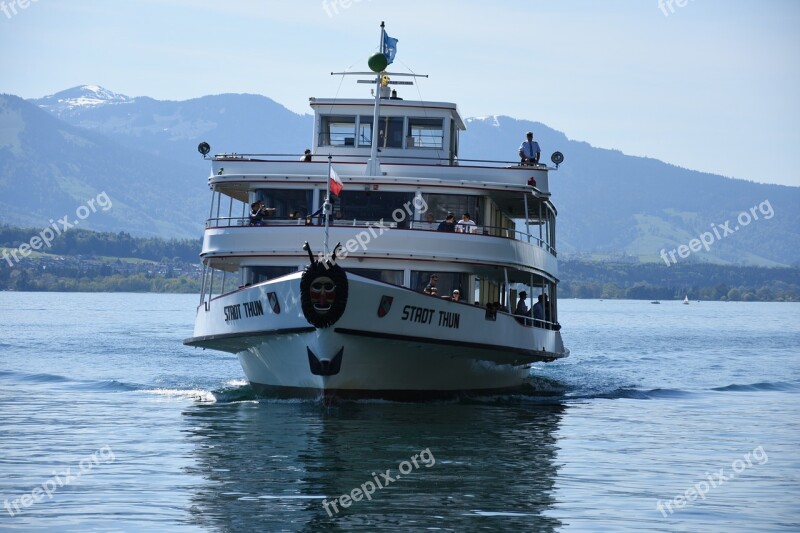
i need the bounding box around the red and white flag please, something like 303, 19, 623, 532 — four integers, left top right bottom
329, 166, 344, 196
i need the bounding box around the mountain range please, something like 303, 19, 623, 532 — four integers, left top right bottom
1, 85, 797, 265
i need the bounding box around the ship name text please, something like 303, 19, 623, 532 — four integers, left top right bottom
401, 305, 460, 329
224, 300, 265, 322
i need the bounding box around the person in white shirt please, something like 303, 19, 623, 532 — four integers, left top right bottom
519, 131, 540, 165
456, 212, 477, 233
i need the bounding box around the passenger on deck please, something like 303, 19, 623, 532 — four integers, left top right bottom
423, 274, 439, 296
514, 291, 530, 325
249, 201, 273, 226
543, 294, 552, 329
302, 149, 312, 162
519, 131, 540, 165
532, 294, 545, 327
456, 212, 477, 234
437, 213, 456, 232
485, 302, 497, 321
450, 289, 460, 302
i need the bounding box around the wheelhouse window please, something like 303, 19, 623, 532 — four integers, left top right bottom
377, 116, 404, 148
358, 115, 373, 147
319, 116, 356, 146
407, 118, 444, 149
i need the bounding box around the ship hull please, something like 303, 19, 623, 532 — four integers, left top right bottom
185, 271, 568, 400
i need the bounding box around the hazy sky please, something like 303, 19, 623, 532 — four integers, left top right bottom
2, 0, 798, 186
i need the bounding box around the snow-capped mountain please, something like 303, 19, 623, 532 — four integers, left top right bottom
33, 85, 134, 117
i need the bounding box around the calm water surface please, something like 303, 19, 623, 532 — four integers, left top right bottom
0, 293, 798, 532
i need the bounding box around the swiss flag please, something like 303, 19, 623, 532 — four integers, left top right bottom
329, 166, 344, 197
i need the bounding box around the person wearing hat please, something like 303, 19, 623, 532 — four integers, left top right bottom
450, 289, 461, 302
515, 291, 531, 325
437, 213, 456, 232
519, 131, 540, 165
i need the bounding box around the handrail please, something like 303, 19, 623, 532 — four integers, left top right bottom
213, 152, 551, 169
510, 312, 561, 330
204, 216, 557, 256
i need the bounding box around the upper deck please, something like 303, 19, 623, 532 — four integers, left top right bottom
210, 156, 551, 195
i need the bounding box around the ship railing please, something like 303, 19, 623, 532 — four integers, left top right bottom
204, 217, 556, 256
213, 152, 550, 169
508, 313, 561, 331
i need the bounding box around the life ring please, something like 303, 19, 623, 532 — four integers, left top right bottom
300, 259, 348, 328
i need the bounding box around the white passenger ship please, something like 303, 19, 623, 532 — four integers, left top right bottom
185, 25, 568, 400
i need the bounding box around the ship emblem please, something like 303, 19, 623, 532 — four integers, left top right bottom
309, 276, 336, 314
299, 243, 349, 329
267, 292, 280, 314
377, 295, 394, 318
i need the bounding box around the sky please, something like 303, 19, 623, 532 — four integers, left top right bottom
1, 0, 799, 187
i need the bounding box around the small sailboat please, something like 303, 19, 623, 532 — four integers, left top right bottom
683, 295, 689, 305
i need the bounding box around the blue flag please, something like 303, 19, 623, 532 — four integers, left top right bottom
383, 32, 398, 64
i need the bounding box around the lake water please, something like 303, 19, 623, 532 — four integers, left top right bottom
0, 293, 798, 532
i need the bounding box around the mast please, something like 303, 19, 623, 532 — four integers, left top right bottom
324, 155, 332, 256
366, 21, 386, 177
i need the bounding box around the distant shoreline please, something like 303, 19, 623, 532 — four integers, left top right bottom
2, 225, 797, 301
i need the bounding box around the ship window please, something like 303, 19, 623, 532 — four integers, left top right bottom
411, 271, 470, 302
421, 193, 481, 224
254, 189, 314, 218
319, 115, 356, 146
242, 266, 296, 286
358, 116, 373, 147
347, 268, 403, 286
407, 118, 443, 149
377, 116, 404, 148
336, 191, 414, 225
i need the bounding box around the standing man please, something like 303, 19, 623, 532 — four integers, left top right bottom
519, 131, 540, 165
423, 274, 439, 296
532, 294, 545, 327
514, 291, 530, 325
